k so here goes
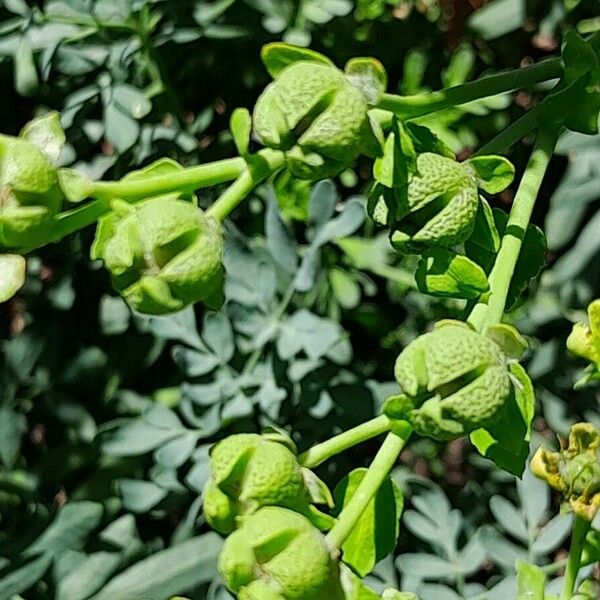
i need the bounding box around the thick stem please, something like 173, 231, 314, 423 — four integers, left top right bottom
377, 58, 562, 119
325, 430, 410, 550
474, 106, 541, 156
299, 415, 392, 469
467, 125, 560, 331
207, 150, 285, 221
92, 157, 246, 200
560, 516, 591, 600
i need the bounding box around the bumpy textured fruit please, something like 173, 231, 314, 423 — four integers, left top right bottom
219, 506, 344, 600
91, 196, 224, 315
390, 153, 479, 253
385, 321, 511, 440
0, 134, 63, 250
531, 422, 600, 521
253, 61, 382, 180
203, 433, 332, 534
567, 299, 600, 387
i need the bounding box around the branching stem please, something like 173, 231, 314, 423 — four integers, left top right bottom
468, 125, 560, 330
299, 415, 392, 469
376, 58, 562, 118
325, 429, 411, 550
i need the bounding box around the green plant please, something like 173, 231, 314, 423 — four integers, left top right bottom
2, 10, 600, 599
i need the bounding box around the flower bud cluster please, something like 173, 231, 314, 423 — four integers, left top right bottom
531, 422, 600, 521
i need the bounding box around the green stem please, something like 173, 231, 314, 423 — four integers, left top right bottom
92, 157, 246, 200
207, 151, 285, 221
467, 125, 560, 331
474, 106, 541, 156
377, 58, 562, 119
299, 415, 392, 469
561, 516, 591, 600
47, 156, 248, 244
325, 430, 410, 550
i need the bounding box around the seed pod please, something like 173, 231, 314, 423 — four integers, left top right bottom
385, 321, 512, 440
203, 433, 333, 534
91, 196, 224, 315
253, 61, 383, 180
390, 153, 479, 254
531, 422, 600, 521
0, 134, 63, 250
219, 506, 344, 600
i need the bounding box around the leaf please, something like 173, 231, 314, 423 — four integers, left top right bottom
104, 100, 139, 153
154, 434, 197, 468
265, 191, 298, 275
334, 468, 403, 577
56, 552, 121, 600
90, 534, 222, 600
118, 479, 168, 513
468, 0, 527, 41
480, 525, 528, 569
490, 496, 528, 542
99, 295, 130, 335
203, 312, 234, 363
14, 35, 38, 97
515, 560, 546, 600
0, 405, 27, 468
531, 514, 572, 555
135, 307, 202, 349
415, 249, 489, 300
396, 554, 457, 579
0, 554, 52, 598
470, 363, 534, 476
465, 156, 515, 194
344, 57, 387, 103
193, 0, 237, 25
26, 502, 103, 557
260, 42, 333, 78
0, 254, 26, 303
230, 108, 252, 158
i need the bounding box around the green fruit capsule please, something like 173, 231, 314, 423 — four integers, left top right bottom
0, 135, 63, 250
253, 61, 382, 180
203, 433, 333, 534
91, 196, 224, 315
219, 506, 344, 600
390, 153, 479, 254
385, 321, 512, 440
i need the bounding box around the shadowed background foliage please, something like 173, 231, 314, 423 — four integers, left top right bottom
0, 1, 599, 598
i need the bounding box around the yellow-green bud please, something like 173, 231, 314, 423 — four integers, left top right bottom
531, 422, 600, 521
385, 321, 512, 440
203, 433, 333, 534
219, 506, 344, 600
91, 196, 224, 315
253, 61, 382, 180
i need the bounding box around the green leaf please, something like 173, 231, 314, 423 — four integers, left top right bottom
56, 552, 121, 600
0, 254, 26, 302
344, 57, 387, 104
0, 554, 52, 599
118, 479, 167, 512
14, 35, 38, 97
465, 155, 515, 194
26, 502, 103, 557
515, 559, 545, 600
470, 363, 534, 476
468, 0, 527, 41
0, 405, 27, 468
90, 534, 222, 600
415, 249, 489, 300
260, 42, 333, 78
19, 112, 66, 163
230, 107, 252, 158
334, 468, 404, 577
485, 323, 528, 359
465, 198, 501, 257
